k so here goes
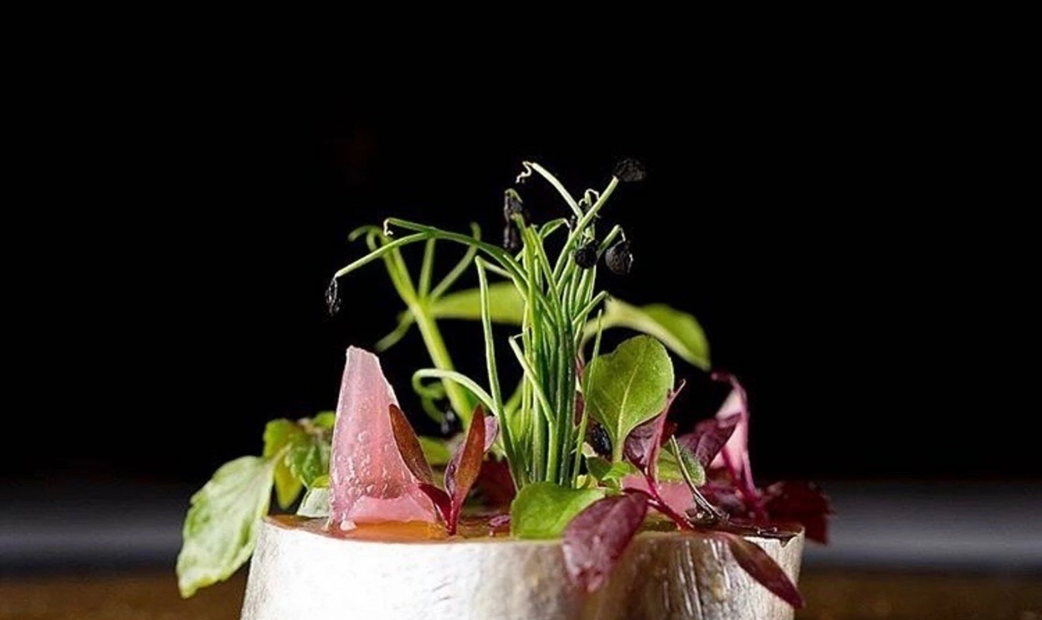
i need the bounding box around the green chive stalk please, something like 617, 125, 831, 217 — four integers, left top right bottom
331, 162, 629, 489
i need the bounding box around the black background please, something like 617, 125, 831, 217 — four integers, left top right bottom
5, 74, 1031, 491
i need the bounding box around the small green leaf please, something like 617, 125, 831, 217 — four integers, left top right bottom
511, 482, 605, 539
296, 487, 330, 518
287, 434, 331, 490
418, 436, 453, 466
310, 474, 330, 488
658, 446, 706, 486
426, 282, 525, 324
583, 336, 675, 462
263, 419, 305, 509
586, 457, 638, 490
312, 411, 336, 429
583, 299, 710, 370
176, 456, 275, 598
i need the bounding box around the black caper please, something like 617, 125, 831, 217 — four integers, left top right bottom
588, 424, 612, 457
605, 240, 633, 275
574, 241, 598, 269
613, 158, 646, 183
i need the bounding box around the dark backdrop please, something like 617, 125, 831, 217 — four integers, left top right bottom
5, 83, 1029, 490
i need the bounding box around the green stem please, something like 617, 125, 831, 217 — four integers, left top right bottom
410, 302, 474, 427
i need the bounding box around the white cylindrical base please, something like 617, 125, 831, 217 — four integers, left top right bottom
242, 518, 803, 620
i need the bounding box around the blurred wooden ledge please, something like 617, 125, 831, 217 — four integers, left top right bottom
1, 569, 1039, 620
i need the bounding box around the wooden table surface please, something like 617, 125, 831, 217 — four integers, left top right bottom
1, 569, 1039, 620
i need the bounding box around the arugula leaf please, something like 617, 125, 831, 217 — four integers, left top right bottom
583, 336, 674, 462
263, 419, 305, 509
176, 456, 275, 598
510, 482, 605, 539
583, 299, 710, 370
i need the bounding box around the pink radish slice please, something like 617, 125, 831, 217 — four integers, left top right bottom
330, 347, 438, 529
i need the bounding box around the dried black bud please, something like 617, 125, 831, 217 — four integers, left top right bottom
503, 224, 521, 252
567, 214, 578, 230
503, 189, 528, 223
574, 241, 598, 269
588, 423, 612, 457
613, 159, 646, 183
325, 278, 341, 315
502, 189, 521, 218
605, 240, 633, 275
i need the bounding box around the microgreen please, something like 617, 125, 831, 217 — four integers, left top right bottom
177, 160, 829, 611
391, 403, 498, 535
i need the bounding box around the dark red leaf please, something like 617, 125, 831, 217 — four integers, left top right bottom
388, 404, 433, 485
418, 483, 451, 524
623, 413, 667, 474
474, 458, 516, 507
562, 493, 649, 593
622, 381, 686, 475
676, 416, 739, 469
762, 481, 833, 544
444, 407, 497, 532
717, 531, 804, 609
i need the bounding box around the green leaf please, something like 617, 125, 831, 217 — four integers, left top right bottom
296, 487, 330, 518
312, 411, 336, 429
263, 419, 305, 509
511, 482, 606, 539
587, 457, 638, 491
176, 456, 275, 598
418, 436, 453, 466
426, 282, 525, 324
583, 335, 675, 462
658, 445, 706, 486
287, 433, 331, 490
583, 299, 710, 370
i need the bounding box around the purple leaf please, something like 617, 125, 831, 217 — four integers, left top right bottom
388, 404, 434, 486
623, 381, 686, 475
623, 413, 667, 474
443, 407, 497, 533
717, 531, 804, 609
563, 493, 649, 593
711, 371, 758, 501
676, 416, 739, 469
762, 481, 833, 544
418, 483, 451, 524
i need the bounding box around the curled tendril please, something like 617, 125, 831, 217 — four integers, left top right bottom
515, 161, 534, 185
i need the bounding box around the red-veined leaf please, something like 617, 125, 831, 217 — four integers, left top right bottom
418, 483, 451, 524
562, 493, 649, 593
444, 407, 498, 532
717, 531, 804, 608
623, 381, 686, 475
388, 404, 433, 486
762, 481, 833, 544
677, 416, 739, 469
